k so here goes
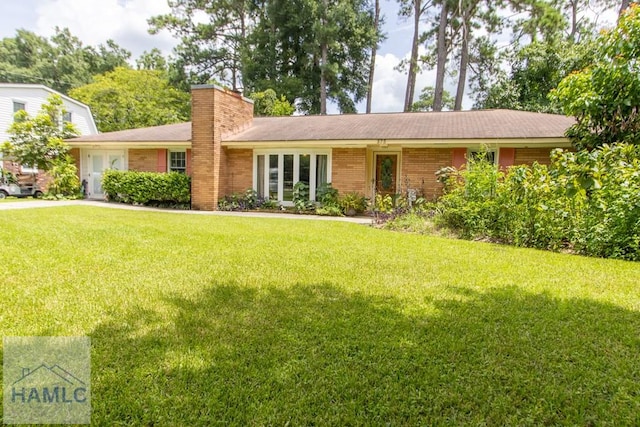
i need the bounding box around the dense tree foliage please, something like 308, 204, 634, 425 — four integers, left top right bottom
0, 28, 131, 94
249, 89, 295, 116
477, 39, 596, 112
2, 95, 78, 171
552, 5, 640, 149
411, 86, 453, 111
150, 0, 380, 114
69, 67, 190, 132
148, 0, 249, 92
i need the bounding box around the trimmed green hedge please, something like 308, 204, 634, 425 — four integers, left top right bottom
102, 170, 191, 206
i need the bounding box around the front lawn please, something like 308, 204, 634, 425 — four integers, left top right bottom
1, 206, 639, 425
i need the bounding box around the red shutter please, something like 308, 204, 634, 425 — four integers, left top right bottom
157, 149, 168, 173
452, 148, 467, 169
498, 147, 515, 170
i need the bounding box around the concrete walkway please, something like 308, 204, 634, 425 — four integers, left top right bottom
0, 199, 374, 224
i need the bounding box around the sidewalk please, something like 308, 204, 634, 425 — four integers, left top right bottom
0, 199, 373, 224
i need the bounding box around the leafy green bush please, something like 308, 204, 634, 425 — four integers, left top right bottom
316, 183, 339, 207
102, 170, 190, 206
46, 156, 82, 198
293, 181, 315, 212
434, 144, 640, 261
339, 192, 367, 215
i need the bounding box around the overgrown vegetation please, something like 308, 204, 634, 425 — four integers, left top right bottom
552, 5, 640, 150
1, 207, 639, 424
102, 170, 190, 208
434, 144, 640, 261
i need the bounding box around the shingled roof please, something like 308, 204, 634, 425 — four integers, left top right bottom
70, 122, 191, 143
228, 110, 574, 142
68, 109, 574, 144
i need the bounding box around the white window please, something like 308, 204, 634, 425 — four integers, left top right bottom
21, 164, 38, 174
13, 101, 25, 122
468, 149, 497, 165
254, 150, 330, 203
169, 151, 186, 173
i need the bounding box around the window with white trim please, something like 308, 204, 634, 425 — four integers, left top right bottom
63, 111, 72, 123
13, 101, 25, 122
169, 151, 186, 173
254, 150, 330, 202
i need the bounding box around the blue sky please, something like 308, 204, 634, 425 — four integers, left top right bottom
0, 0, 457, 113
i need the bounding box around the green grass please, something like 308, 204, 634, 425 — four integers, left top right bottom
1, 206, 639, 425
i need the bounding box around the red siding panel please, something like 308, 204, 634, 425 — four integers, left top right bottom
157, 149, 167, 173
452, 148, 467, 168
498, 147, 515, 169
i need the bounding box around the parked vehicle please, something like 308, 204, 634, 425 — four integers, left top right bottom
0, 170, 43, 199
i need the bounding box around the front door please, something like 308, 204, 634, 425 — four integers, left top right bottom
86, 150, 125, 199
375, 154, 398, 196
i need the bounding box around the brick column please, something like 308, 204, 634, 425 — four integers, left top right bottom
191, 86, 254, 210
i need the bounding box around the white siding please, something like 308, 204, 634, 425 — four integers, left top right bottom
0, 84, 98, 146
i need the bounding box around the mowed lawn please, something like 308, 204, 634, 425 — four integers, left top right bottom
1, 206, 639, 425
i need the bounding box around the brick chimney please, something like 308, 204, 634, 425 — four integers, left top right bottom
190, 85, 254, 210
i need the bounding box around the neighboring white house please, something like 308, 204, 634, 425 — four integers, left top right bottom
0, 83, 98, 173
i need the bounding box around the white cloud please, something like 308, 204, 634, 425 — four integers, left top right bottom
360, 47, 441, 113
33, 0, 176, 60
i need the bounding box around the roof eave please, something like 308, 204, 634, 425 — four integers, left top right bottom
222, 137, 572, 149
68, 140, 191, 148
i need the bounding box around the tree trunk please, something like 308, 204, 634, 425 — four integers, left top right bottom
320, 0, 328, 115
454, 13, 469, 111
570, 0, 577, 43
320, 42, 328, 115
404, 0, 421, 112
366, 0, 380, 114
619, 0, 631, 21
433, 2, 449, 112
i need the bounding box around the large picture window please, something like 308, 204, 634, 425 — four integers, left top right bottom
254, 150, 330, 203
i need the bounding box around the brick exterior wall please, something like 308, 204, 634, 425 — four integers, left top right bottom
331, 148, 367, 194
2, 160, 51, 191
514, 148, 554, 166
69, 148, 81, 175
225, 149, 253, 194
401, 148, 454, 200
128, 149, 159, 172
191, 86, 254, 210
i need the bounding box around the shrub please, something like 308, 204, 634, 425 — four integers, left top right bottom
217, 189, 278, 211
293, 181, 315, 212
316, 183, 339, 207
102, 170, 190, 206
46, 156, 81, 198
339, 192, 367, 215
433, 144, 640, 261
